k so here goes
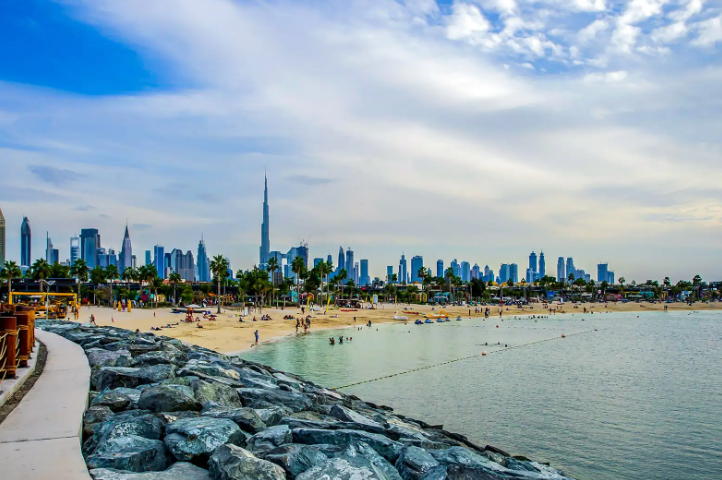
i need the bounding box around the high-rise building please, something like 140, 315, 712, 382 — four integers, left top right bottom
196, 238, 209, 282
471, 264, 480, 280
345, 248, 354, 277
0, 206, 5, 266
566, 258, 576, 281
70, 237, 79, 265
145, 250, 152, 266
539, 251, 545, 278
450, 259, 459, 278
131, 255, 137, 269
120, 225, 132, 274
80, 228, 101, 269
607, 271, 615, 284
169, 248, 195, 281
353, 262, 359, 284
21, 217, 31, 267
597, 263, 609, 283
46, 233, 59, 265
461, 261, 471, 282
398, 254, 407, 284
557, 257, 566, 282
360, 259, 370, 286
260, 173, 271, 266
436, 260, 444, 278
410, 255, 424, 283
154, 245, 165, 278
327, 254, 332, 265
337, 246, 346, 273
510, 264, 518, 284
529, 251, 537, 276
499, 264, 510, 283
314, 258, 324, 267
387, 265, 394, 283
526, 268, 532, 284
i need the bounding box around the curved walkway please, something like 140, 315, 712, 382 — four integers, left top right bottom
0, 329, 91, 480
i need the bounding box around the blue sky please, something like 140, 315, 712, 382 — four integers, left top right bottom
1, 0, 721, 281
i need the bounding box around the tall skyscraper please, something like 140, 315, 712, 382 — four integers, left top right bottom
337, 246, 346, 273
398, 254, 407, 284
46, 233, 59, 264
436, 260, 444, 278
314, 258, 324, 267
471, 264, 480, 280
499, 264, 509, 283
80, 228, 100, 268
510, 264, 518, 284
196, 237, 210, 282
145, 250, 152, 266
260, 173, 270, 266
450, 259, 460, 278
410, 255, 424, 283
120, 225, 132, 273
557, 257, 566, 282
70, 237, 79, 265
529, 251, 538, 276
345, 248, 354, 277
169, 248, 195, 281
461, 261, 471, 282
597, 263, 609, 283
484, 265, 493, 283
154, 245, 165, 278
0, 206, 6, 266
360, 259, 370, 286
327, 254, 333, 265
21, 217, 31, 267
539, 251, 545, 278
387, 265, 394, 282
566, 258, 575, 280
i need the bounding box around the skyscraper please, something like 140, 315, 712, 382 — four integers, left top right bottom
410, 255, 423, 283
0, 206, 6, 266
345, 248, 354, 278
398, 254, 407, 284
566, 258, 575, 280
260, 173, 271, 266
80, 228, 100, 269
387, 265, 394, 283
360, 259, 370, 286
196, 237, 210, 282
120, 225, 132, 274
70, 237, 79, 265
461, 261, 471, 282
436, 260, 444, 278
529, 251, 538, 276
21, 217, 31, 267
327, 254, 333, 265
314, 258, 324, 267
46, 233, 59, 264
557, 257, 566, 282
450, 259, 460, 278
499, 264, 510, 283
145, 250, 152, 266
510, 264, 518, 284
597, 263, 609, 283
154, 245, 165, 278
472, 264, 480, 280
539, 251, 545, 278
337, 246, 346, 273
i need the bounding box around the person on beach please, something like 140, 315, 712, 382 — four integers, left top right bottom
254, 330, 259, 344
90, 314, 97, 326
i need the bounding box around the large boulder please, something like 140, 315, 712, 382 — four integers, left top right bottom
292, 428, 403, 463
87, 348, 133, 368
237, 388, 312, 412
263, 444, 330, 478
138, 385, 202, 413
89, 462, 211, 480
255, 406, 294, 427
395, 446, 441, 480
296, 442, 403, 480
84, 406, 115, 436
164, 417, 246, 462
208, 444, 286, 480
193, 380, 243, 408
94, 365, 176, 391
245, 425, 293, 457
201, 406, 266, 433
84, 411, 165, 456
133, 350, 186, 367
86, 435, 169, 472
92, 388, 142, 412
177, 360, 243, 382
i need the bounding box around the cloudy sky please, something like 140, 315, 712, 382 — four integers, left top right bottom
1, 0, 721, 282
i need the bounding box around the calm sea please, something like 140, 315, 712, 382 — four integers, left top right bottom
239, 311, 722, 480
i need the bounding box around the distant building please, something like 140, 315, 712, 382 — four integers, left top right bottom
154, 245, 165, 278
260, 173, 271, 266
337, 246, 346, 273
399, 254, 407, 284
566, 257, 576, 281
557, 257, 565, 282
471, 264, 480, 280
98, 248, 118, 269
327, 254, 332, 265
529, 251, 537, 277
120, 225, 132, 274
80, 228, 101, 269
145, 250, 152, 266
526, 268, 532, 284
196, 237, 210, 282
353, 261, 359, 284
436, 259, 444, 278
461, 261, 471, 282
597, 263, 609, 283
131, 255, 137, 269
70, 237, 79, 266
314, 258, 324, 267
510, 264, 518, 284
21, 217, 31, 267
539, 251, 545, 278
46, 233, 59, 265
499, 264, 510, 283
345, 249, 354, 278
170, 248, 195, 281
607, 271, 615, 284
450, 259, 459, 278
411, 255, 424, 283
387, 265, 394, 283
360, 259, 370, 286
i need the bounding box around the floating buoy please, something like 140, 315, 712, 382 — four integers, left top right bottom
561, 334, 566, 338
496, 325, 499, 328
482, 351, 487, 356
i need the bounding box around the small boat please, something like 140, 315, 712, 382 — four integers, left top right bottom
404, 311, 421, 315
414, 319, 423, 325
424, 310, 450, 319
393, 311, 409, 321
482, 351, 487, 356
436, 318, 445, 323
456, 316, 462, 321
425, 319, 433, 324
445, 318, 451, 322
561, 334, 566, 338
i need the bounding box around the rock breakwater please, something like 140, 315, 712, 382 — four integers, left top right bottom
39, 321, 576, 480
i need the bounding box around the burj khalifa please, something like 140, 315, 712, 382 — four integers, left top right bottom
260, 173, 270, 266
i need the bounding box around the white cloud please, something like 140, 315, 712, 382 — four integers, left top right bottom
651, 22, 688, 43
611, 23, 642, 52
692, 15, 722, 46
578, 19, 609, 44
583, 70, 629, 82
445, 2, 492, 42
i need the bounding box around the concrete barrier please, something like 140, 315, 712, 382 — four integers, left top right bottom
0, 329, 91, 480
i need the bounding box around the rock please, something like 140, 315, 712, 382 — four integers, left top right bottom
164, 417, 246, 462
272, 373, 302, 389
202, 406, 267, 433
237, 388, 312, 412
208, 444, 286, 480
89, 462, 212, 479
86, 435, 169, 472
329, 404, 385, 431
395, 446, 441, 480
94, 365, 176, 391
263, 444, 329, 478
245, 425, 293, 457
87, 348, 133, 368
429, 447, 495, 470
84, 406, 115, 436
133, 350, 186, 367
92, 388, 142, 412
85, 411, 165, 456
177, 360, 242, 382
255, 406, 292, 427
138, 385, 202, 413
193, 380, 243, 408
157, 411, 201, 423
292, 428, 403, 463
295, 444, 403, 480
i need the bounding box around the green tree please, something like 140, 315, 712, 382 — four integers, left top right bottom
210, 255, 229, 314
90, 266, 107, 305
291, 256, 306, 306
121, 267, 136, 300
692, 275, 702, 300
1, 261, 22, 300
151, 276, 165, 306
169, 272, 183, 306
105, 264, 120, 306
266, 257, 280, 306
70, 259, 89, 304
30, 258, 51, 281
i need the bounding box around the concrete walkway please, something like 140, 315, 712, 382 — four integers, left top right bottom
0, 329, 91, 479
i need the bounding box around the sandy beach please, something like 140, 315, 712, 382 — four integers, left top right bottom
77, 300, 722, 354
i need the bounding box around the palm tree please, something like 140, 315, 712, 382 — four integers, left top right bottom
105, 264, 120, 307
169, 272, 183, 306
335, 269, 348, 299
324, 260, 334, 308
417, 266, 428, 300
30, 258, 51, 282
121, 267, 136, 301
138, 265, 159, 307
291, 256, 306, 306
692, 274, 702, 300
90, 267, 107, 305
266, 257, 279, 307
70, 259, 89, 305
1, 261, 22, 301
210, 255, 228, 314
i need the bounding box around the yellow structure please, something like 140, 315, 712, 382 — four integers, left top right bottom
8, 292, 79, 320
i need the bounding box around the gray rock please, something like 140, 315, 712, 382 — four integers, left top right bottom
86, 435, 169, 472
237, 388, 312, 412
255, 406, 293, 427
246, 425, 293, 457
157, 411, 201, 423
85, 411, 165, 456
177, 360, 243, 382
133, 350, 186, 367
429, 447, 495, 470
164, 417, 246, 462
208, 444, 286, 480
296, 444, 403, 480
193, 380, 243, 408
396, 446, 441, 480
292, 428, 403, 463
202, 406, 266, 433
89, 462, 211, 480
87, 348, 133, 368
92, 388, 141, 412
263, 444, 329, 477
138, 385, 202, 413
94, 365, 176, 391
84, 406, 115, 436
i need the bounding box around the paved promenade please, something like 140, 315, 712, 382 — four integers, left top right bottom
0, 329, 91, 480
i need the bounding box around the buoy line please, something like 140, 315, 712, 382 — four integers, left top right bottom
332, 329, 600, 390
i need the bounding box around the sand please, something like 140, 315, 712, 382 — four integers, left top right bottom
76, 299, 722, 354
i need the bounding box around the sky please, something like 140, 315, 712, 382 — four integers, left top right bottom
0, 0, 721, 282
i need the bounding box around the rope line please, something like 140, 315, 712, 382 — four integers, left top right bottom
332, 329, 599, 390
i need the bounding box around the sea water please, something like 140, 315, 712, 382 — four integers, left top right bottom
239, 310, 722, 480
